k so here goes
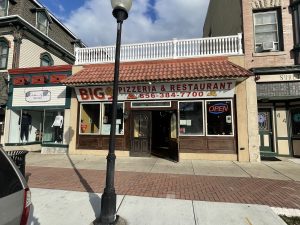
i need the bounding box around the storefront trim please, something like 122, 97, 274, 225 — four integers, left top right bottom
5, 141, 41, 146
10, 106, 68, 110
131, 101, 172, 108
41, 143, 69, 148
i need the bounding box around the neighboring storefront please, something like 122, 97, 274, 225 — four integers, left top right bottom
4, 65, 72, 153
254, 70, 300, 157
64, 57, 259, 162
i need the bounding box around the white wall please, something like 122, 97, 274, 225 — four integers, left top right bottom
19, 38, 68, 68
0, 34, 69, 72
8, 110, 20, 143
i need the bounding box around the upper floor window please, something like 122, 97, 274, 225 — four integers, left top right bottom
254, 10, 283, 52
0, 39, 9, 69
37, 11, 49, 35
0, 0, 8, 17
40, 52, 53, 66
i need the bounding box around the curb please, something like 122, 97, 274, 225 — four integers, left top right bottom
272, 207, 300, 217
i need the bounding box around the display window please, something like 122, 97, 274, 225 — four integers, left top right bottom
43, 110, 64, 143
179, 101, 204, 136
101, 103, 124, 135
79, 102, 124, 135
291, 108, 300, 137
206, 100, 233, 136
79, 103, 101, 135
8, 109, 65, 144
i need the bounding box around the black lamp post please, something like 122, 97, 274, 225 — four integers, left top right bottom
97, 0, 132, 224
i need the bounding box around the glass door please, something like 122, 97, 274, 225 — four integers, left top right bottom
258, 109, 274, 154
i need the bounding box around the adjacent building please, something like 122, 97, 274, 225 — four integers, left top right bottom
0, 0, 85, 145
204, 0, 300, 157
5, 65, 72, 153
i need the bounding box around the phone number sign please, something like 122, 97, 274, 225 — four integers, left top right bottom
75, 80, 236, 102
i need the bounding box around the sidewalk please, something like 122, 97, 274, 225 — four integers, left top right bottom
25, 153, 300, 224
29, 188, 287, 225
26, 152, 300, 181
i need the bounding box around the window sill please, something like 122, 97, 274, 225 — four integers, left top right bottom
252, 51, 286, 57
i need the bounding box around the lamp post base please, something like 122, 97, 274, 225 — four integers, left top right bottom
93, 215, 127, 225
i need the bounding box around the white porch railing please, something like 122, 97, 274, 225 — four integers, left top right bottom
75, 33, 243, 65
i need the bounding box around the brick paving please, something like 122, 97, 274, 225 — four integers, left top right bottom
26, 166, 300, 209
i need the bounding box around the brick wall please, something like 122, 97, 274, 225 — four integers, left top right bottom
242, 0, 294, 69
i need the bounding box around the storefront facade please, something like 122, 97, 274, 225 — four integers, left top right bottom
3, 65, 72, 153
255, 71, 300, 157
65, 57, 260, 162
74, 81, 236, 161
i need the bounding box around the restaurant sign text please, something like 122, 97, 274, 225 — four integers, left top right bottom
75, 80, 236, 102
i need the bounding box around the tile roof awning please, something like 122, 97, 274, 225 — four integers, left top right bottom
62, 57, 252, 85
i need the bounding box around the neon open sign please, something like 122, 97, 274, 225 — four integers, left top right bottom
209, 103, 229, 115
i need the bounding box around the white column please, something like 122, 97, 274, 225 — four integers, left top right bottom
173, 38, 178, 59
238, 33, 243, 54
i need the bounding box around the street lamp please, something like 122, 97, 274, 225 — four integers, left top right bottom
97, 0, 132, 224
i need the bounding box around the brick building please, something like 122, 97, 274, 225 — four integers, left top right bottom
204, 0, 300, 157
0, 0, 85, 145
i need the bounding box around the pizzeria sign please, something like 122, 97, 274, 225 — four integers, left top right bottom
75, 80, 236, 102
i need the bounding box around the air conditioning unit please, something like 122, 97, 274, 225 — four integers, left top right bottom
262, 42, 275, 51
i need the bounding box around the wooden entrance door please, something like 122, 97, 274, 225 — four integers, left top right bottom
130, 111, 151, 156
258, 109, 274, 154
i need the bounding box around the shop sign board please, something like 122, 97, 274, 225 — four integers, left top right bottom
25, 90, 51, 102
257, 74, 300, 82
12, 86, 67, 107
75, 80, 236, 102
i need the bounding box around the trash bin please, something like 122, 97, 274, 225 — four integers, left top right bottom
6, 150, 29, 176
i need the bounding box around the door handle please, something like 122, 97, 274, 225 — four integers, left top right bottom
269, 132, 273, 135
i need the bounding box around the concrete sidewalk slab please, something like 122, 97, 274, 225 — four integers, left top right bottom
117, 196, 195, 225
289, 158, 300, 164
192, 160, 250, 177
235, 162, 291, 180
29, 188, 124, 225
28, 188, 288, 225
263, 162, 300, 181
193, 201, 286, 225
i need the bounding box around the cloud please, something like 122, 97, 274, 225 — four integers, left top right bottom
64, 0, 209, 47
58, 4, 65, 12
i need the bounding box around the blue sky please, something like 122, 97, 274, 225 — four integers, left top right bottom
38, 0, 209, 47
39, 0, 85, 17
